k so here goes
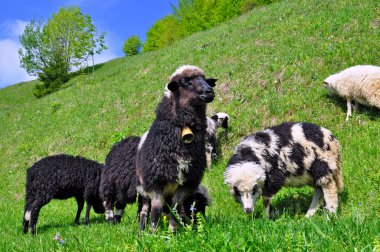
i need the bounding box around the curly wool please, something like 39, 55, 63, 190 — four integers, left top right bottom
99, 136, 141, 223
225, 122, 343, 217
23, 154, 104, 234
324, 65, 380, 120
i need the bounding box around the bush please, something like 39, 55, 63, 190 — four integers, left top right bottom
33, 60, 69, 98
122, 35, 142, 56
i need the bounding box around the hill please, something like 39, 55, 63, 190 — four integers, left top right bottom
0, 0, 379, 250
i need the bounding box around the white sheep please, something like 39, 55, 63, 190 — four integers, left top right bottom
323, 65, 380, 121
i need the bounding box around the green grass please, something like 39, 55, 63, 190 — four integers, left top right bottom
1, 0, 379, 250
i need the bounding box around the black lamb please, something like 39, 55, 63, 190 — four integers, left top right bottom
136, 65, 216, 231
22, 154, 104, 235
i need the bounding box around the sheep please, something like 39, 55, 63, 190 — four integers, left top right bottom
136, 65, 216, 231
99, 136, 141, 224
324, 65, 380, 121
224, 122, 343, 218
22, 154, 105, 235
100, 135, 212, 224
206, 112, 229, 169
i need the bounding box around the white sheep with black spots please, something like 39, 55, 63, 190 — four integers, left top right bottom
224, 122, 343, 218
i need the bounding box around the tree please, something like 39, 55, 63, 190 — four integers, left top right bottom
143, 15, 181, 53
122, 35, 142, 56
19, 6, 107, 97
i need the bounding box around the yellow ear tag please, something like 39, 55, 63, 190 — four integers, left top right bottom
182, 127, 194, 144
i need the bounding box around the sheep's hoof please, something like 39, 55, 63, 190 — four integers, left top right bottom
106, 217, 115, 224
114, 215, 121, 224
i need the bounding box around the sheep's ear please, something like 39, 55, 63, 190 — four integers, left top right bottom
222, 117, 229, 129
167, 81, 179, 92
206, 78, 217, 87
211, 114, 219, 121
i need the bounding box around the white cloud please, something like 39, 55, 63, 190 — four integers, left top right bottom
0, 39, 36, 89
1, 19, 29, 38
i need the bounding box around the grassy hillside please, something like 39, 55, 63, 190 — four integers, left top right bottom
1, 0, 379, 250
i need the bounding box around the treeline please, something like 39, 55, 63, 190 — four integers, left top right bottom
142, 0, 275, 53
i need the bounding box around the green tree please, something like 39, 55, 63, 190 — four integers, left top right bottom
143, 15, 181, 52
19, 6, 107, 97
122, 35, 142, 56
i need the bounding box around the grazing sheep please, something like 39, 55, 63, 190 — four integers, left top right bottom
224, 122, 343, 217
99, 136, 141, 223
324, 65, 380, 121
136, 65, 216, 231
23, 154, 104, 235
206, 112, 229, 169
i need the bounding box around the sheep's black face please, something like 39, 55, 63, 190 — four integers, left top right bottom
168, 76, 216, 105
92, 199, 105, 214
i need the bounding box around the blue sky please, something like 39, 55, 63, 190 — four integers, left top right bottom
0, 0, 176, 89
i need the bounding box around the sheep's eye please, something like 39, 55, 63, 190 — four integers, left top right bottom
233, 186, 240, 196
252, 185, 258, 194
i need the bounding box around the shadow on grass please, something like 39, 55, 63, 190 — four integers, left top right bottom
325, 93, 380, 121
271, 191, 313, 218
36, 215, 106, 234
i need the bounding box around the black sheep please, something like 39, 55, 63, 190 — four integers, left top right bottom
22, 154, 104, 235
99, 136, 141, 223
100, 136, 212, 224
136, 65, 216, 231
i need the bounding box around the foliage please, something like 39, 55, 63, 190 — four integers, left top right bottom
143, 15, 181, 52
144, 0, 276, 52
19, 6, 107, 98
1, 0, 379, 250
241, 0, 274, 13
122, 35, 142, 56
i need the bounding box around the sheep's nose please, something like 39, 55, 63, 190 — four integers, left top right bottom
200, 90, 215, 103
244, 208, 252, 214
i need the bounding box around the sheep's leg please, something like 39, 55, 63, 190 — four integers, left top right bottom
169, 189, 188, 232
114, 201, 127, 224
150, 192, 164, 229
306, 187, 323, 218
74, 196, 84, 224
322, 180, 339, 214
83, 202, 91, 225
22, 209, 30, 234
23, 197, 34, 234
263, 196, 272, 218
345, 99, 352, 121
29, 203, 43, 235
139, 197, 151, 230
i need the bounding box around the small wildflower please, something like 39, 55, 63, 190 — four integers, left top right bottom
163, 215, 167, 222
190, 205, 196, 212
53, 233, 65, 245
358, 202, 363, 206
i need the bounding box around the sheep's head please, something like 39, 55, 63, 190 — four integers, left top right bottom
92, 197, 105, 214
323, 73, 339, 96
211, 112, 229, 129
166, 65, 216, 106
224, 161, 265, 214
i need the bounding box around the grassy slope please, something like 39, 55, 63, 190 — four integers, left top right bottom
0, 0, 379, 250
